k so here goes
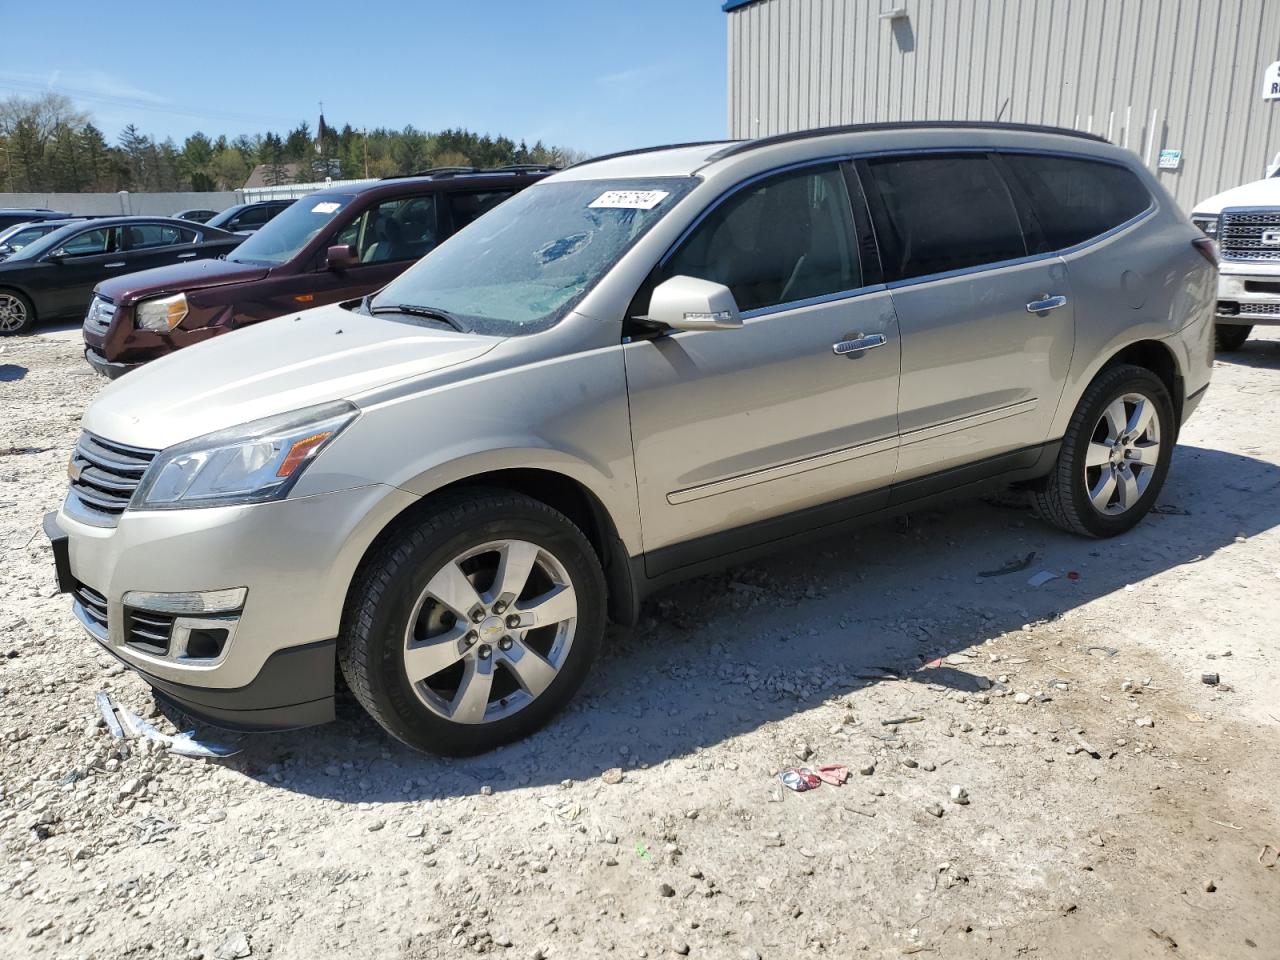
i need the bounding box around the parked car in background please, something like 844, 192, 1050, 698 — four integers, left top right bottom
0, 208, 75, 231
204, 200, 294, 235
1192, 171, 1280, 350
173, 208, 218, 223
0, 218, 89, 260
0, 218, 241, 335
83, 167, 551, 377
46, 125, 1213, 753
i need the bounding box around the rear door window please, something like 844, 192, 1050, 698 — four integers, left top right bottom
860, 154, 1027, 281
124, 224, 198, 249
660, 164, 862, 312
999, 153, 1152, 252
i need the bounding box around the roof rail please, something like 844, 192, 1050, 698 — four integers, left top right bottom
566, 140, 736, 171
382, 165, 479, 180
705, 121, 1108, 163
487, 163, 560, 173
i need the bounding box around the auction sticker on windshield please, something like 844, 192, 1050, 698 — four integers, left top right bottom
311, 201, 342, 214
589, 190, 669, 210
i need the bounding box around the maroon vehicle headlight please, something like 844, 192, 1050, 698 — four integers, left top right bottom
136, 292, 189, 332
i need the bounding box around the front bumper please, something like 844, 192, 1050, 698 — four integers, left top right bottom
84, 346, 139, 380
1216, 264, 1280, 325
44, 481, 418, 730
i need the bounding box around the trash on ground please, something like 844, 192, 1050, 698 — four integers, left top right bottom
881, 715, 924, 726
979, 551, 1036, 577
779, 768, 821, 792
1259, 844, 1278, 868
1027, 570, 1059, 588
101, 694, 242, 759
95, 691, 124, 740
1066, 571, 1081, 581
816, 764, 849, 785
949, 785, 970, 805
1202, 673, 1220, 686
1087, 645, 1120, 657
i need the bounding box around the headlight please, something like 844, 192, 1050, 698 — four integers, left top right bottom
132, 401, 358, 509
1191, 215, 1219, 239
136, 292, 189, 332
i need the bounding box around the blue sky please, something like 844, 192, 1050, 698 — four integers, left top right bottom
0, 1, 729, 155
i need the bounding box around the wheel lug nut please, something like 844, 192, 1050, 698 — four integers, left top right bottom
493, 601, 507, 614
466, 631, 478, 646
471, 610, 485, 623
506, 615, 520, 629
499, 637, 513, 651
478, 644, 492, 659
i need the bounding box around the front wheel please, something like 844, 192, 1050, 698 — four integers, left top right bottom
1214, 324, 1252, 352
339, 490, 606, 755
1032, 364, 1174, 538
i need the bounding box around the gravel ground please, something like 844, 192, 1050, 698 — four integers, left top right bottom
1, 326, 1278, 960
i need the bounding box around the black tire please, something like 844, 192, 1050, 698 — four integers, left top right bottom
1031, 364, 1175, 538
338, 489, 607, 755
1214, 324, 1252, 352
0, 288, 36, 336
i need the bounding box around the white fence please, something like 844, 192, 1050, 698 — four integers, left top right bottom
0, 191, 240, 216
241, 177, 377, 202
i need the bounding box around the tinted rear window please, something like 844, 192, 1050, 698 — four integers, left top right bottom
1001, 154, 1151, 252
862, 154, 1027, 281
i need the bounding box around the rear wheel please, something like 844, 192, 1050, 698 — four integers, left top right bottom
0, 289, 35, 336
1214, 324, 1252, 351
1032, 364, 1174, 538
339, 490, 606, 755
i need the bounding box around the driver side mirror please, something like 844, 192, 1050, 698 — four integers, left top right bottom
326, 244, 358, 271
645, 275, 742, 331
44, 251, 67, 264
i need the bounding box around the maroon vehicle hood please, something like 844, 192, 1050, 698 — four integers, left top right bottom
96, 258, 270, 305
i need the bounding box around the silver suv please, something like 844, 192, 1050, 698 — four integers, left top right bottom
45, 123, 1216, 755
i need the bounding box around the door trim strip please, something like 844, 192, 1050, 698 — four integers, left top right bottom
898, 398, 1038, 447
666, 435, 898, 505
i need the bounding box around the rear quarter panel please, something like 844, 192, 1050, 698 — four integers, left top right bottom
1051, 190, 1215, 438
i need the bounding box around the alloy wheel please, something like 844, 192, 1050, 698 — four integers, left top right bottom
403, 539, 577, 724
1083, 392, 1162, 516
0, 293, 27, 333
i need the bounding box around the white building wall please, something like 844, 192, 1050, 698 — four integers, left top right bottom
727, 0, 1280, 211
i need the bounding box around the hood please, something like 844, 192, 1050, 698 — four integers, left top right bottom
95, 257, 269, 304
84, 303, 501, 449
1193, 176, 1280, 216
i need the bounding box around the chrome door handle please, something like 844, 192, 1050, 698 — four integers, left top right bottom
832, 333, 887, 356
176, 252, 197, 259
104, 261, 126, 268
1026, 294, 1068, 313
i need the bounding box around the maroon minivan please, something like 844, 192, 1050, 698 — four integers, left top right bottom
83, 168, 551, 378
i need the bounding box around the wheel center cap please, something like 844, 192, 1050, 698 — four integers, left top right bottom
479, 616, 506, 640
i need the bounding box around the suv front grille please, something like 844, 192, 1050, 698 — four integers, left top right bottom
84, 296, 116, 333
67, 433, 158, 526
123, 608, 176, 655
1219, 209, 1280, 262
73, 581, 109, 634
72, 581, 177, 654
1239, 302, 1280, 317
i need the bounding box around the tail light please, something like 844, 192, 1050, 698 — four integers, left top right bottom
1192, 237, 1219, 267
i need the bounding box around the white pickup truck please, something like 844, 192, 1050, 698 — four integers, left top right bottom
1192, 172, 1280, 350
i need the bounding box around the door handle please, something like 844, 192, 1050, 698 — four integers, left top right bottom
1026, 294, 1068, 313
832, 332, 887, 356
176, 252, 197, 259
104, 261, 126, 268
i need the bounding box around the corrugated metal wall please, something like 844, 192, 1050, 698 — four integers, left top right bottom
727, 0, 1280, 211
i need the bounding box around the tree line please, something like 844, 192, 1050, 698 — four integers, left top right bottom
0, 93, 588, 193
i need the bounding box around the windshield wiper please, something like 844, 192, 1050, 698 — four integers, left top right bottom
369, 303, 470, 332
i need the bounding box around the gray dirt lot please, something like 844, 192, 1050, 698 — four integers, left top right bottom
1, 328, 1278, 960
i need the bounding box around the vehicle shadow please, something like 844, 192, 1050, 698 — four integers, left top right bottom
0, 364, 27, 382
1217, 335, 1280, 370
201, 443, 1280, 802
